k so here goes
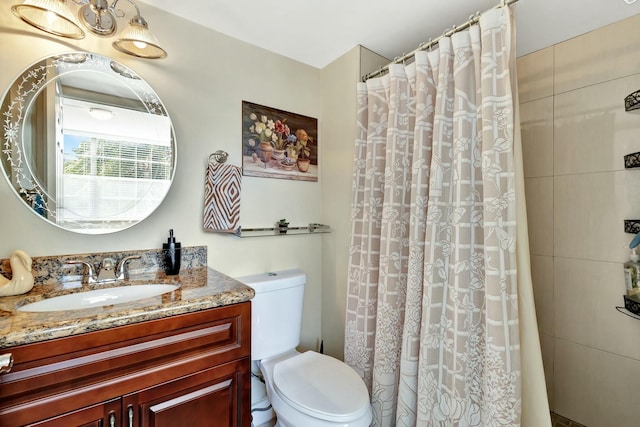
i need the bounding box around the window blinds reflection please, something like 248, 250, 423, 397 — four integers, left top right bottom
59, 98, 172, 231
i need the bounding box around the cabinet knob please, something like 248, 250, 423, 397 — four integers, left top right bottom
128, 405, 134, 427
0, 353, 13, 373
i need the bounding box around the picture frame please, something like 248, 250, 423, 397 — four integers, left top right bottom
241, 101, 318, 182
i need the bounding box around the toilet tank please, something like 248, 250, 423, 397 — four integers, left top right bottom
237, 269, 306, 360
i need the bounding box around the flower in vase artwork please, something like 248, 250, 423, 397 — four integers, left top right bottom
242, 101, 318, 182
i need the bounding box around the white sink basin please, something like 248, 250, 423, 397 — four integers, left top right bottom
18, 284, 179, 312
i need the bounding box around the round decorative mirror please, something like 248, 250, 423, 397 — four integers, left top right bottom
0, 52, 176, 234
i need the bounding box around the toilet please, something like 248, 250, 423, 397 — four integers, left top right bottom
237, 269, 372, 427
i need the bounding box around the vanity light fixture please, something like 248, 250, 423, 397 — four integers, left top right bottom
11, 0, 167, 59
112, 14, 167, 59
11, 0, 85, 39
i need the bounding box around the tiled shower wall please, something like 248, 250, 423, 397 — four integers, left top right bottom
518, 13, 640, 427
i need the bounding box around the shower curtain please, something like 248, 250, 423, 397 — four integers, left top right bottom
345, 6, 550, 427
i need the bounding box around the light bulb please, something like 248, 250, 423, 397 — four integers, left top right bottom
46, 10, 57, 25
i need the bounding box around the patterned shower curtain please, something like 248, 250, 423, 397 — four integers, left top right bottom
345, 6, 549, 427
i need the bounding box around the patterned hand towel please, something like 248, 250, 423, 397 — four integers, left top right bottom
203, 162, 241, 233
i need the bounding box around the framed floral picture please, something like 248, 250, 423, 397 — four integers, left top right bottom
242, 101, 318, 182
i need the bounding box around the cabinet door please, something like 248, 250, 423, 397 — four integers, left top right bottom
25, 398, 121, 427
123, 358, 250, 427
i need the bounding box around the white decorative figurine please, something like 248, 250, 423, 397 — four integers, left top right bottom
0, 250, 34, 297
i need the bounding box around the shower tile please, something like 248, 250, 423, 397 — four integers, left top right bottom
594, 358, 640, 427
554, 339, 592, 426
554, 171, 640, 263
554, 13, 640, 94
554, 73, 640, 176
555, 339, 640, 427
540, 332, 554, 411
531, 255, 553, 336
554, 258, 595, 347
517, 47, 553, 103
525, 177, 553, 257
553, 257, 640, 359
521, 96, 554, 178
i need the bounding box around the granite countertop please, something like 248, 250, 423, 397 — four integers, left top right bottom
0, 267, 254, 349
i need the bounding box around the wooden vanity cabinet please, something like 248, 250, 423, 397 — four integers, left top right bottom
24, 398, 121, 427
0, 302, 251, 427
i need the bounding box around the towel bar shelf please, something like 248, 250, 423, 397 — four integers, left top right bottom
616, 306, 640, 320
624, 219, 640, 234
233, 224, 332, 238
623, 93, 640, 232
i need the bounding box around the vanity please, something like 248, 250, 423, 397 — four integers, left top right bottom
0, 49, 255, 426
0, 247, 254, 427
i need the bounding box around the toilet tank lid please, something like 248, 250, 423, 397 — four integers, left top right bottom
236, 269, 306, 293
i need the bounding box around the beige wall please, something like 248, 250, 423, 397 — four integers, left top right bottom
319, 45, 389, 359
519, 13, 640, 427
0, 4, 324, 350
319, 46, 360, 360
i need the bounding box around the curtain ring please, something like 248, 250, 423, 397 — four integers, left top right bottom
443, 25, 456, 37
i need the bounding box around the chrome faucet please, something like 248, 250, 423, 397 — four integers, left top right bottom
66, 260, 97, 284
115, 255, 141, 280
67, 255, 141, 284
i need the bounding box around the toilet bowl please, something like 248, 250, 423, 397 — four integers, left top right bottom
237, 269, 372, 427
260, 350, 372, 427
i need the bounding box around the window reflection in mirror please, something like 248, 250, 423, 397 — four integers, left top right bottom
1, 52, 176, 234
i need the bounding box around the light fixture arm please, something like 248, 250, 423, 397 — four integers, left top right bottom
125, 0, 142, 17
71, 0, 135, 19
108, 0, 129, 19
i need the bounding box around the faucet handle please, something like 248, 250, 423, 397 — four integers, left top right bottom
96, 258, 117, 283
116, 255, 141, 280
102, 258, 115, 270
65, 260, 97, 284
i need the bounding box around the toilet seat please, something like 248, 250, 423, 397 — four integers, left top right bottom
272, 351, 370, 423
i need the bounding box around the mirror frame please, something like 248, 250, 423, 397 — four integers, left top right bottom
0, 52, 176, 234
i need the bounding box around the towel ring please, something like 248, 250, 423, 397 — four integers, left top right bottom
209, 150, 228, 164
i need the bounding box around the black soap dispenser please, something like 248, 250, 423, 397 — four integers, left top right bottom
162, 229, 181, 275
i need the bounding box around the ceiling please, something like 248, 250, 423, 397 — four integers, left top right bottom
138, 0, 640, 69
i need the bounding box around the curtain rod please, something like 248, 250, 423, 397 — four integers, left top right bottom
361, 0, 519, 82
